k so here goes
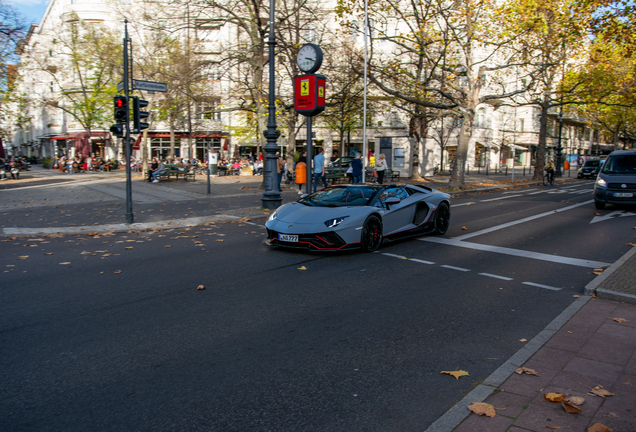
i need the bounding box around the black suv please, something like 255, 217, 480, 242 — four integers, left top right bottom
577, 159, 604, 179
594, 150, 636, 209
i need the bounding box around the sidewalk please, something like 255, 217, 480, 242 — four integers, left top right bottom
428, 247, 636, 432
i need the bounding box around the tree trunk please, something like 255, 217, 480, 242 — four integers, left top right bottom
450, 113, 473, 188
533, 97, 550, 180
169, 122, 176, 159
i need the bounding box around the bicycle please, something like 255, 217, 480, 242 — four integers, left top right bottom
543, 168, 555, 186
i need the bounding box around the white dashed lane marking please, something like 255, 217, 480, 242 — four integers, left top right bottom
522, 282, 562, 291
409, 258, 435, 265
440, 265, 471, 272
479, 273, 514, 281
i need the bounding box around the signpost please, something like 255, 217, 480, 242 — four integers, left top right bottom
133, 80, 167, 93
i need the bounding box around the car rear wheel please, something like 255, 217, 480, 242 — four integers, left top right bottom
361, 215, 382, 252
594, 198, 606, 210
433, 202, 451, 235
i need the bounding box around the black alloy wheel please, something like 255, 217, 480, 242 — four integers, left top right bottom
433, 202, 451, 235
361, 215, 383, 252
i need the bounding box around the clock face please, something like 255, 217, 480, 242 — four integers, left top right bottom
297, 44, 322, 73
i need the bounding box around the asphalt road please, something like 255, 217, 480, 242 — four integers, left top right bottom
1, 179, 635, 431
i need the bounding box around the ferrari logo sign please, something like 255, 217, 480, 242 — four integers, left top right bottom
300, 80, 309, 96
318, 86, 324, 98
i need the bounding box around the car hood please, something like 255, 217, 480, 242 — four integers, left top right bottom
274, 201, 365, 223
598, 173, 636, 183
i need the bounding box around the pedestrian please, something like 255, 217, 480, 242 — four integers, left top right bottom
375, 153, 388, 184
148, 157, 159, 182
351, 152, 363, 184
277, 153, 286, 191
313, 148, 327, 192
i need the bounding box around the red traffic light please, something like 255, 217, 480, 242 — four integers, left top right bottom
114, 96, 128, 121
116, 98, 125, 108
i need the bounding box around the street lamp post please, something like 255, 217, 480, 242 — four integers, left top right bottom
261, 0, 282, 209
555, 105, 564, 177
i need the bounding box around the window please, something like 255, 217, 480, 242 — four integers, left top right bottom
518, 118, 524, 132
351, 21, 358, 42
476, 108, 485, 128
303, 25, 316, 43
196, 100, 221, 120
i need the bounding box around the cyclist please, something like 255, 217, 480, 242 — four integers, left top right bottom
545, 159, 555, 184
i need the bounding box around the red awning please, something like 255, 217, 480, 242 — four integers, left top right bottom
147, 133, 227, 138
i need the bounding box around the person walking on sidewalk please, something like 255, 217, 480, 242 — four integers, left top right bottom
351, 152, 363, 184
277, 153, 286, 191
375, 153, 388, 184
313, 148, 328, 192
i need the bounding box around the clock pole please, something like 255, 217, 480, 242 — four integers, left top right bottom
261, 0, 282, 209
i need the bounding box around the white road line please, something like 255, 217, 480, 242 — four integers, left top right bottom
480, 195, 524, 202
245, 222, 257, 225
420, 237, 611, 268
410, 258, 435, 265
479, 273, 513, 281
451, 200, 594, 241
522, 282, 562, 291
382, 253, 407, 259
528, 191, 544, 195
452, 202, 475, 207
440, 265, 471, 272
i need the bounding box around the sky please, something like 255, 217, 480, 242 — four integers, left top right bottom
8, 0, 49, 26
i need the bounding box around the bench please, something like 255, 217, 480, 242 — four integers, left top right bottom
387, 169, 400, 182
326, 173, 346, 184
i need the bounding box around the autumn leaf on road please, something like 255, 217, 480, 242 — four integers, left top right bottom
59, 262, 71, 265
165, 245, 172, 247
125, 247, 133, 250
562, 401, 581, 414
519, 338, 528, 342
590, 386, 614, 398
628, 243, 636, 247
566, 396, 585, 406
612, 317, 630, 323
44, 253, 54, 256
297, 266, 307, 270
197, 285, 206, 290
588, 423, 613, 432
545, 426, 561, 430
467, 402, 495, 417
216, 239, 224, 242
114, 270, 122, 274
515, 367, 538, 376
17, 256, 28, 260
545, 393, 566, 402
461, 226, 467, 230
441, 370, 469, 380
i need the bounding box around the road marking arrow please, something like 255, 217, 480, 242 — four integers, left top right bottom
590, 210, 636, 224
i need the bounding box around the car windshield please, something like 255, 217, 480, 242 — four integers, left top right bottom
584, 160, 601, 167
601, 155, 636, 174
299, 186, 377, 207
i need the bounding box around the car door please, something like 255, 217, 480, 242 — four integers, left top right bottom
374, 187, 418, 235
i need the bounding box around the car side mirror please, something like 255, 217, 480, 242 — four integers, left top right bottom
385, 197, 401, 210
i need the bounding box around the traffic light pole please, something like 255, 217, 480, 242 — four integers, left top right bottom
123, 21, 134, 224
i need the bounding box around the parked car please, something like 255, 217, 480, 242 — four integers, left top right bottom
594, 150, 636, 209
577, 159, 604, 179
266, 183, 451, 252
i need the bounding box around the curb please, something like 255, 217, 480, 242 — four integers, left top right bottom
424, 295, 591, 432
1, 212, 269, 237
584, 246, 636, 304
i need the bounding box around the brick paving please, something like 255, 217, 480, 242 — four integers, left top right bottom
452, 298, 636, 432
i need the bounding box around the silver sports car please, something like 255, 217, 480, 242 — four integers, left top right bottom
266, 184, 451, 252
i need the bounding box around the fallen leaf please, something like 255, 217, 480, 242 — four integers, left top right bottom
588, 423, 613, 432
515, 367, 538, 376
17, 256, 28, 260
216, 239, 224, 242
197, 285, 206, 290
297, 266, 307, 270
545, 426, 561, 429
461, 226, 467, 230
95, 250, 107, 253
573, 295, 580, 298
467, 402, 496, 417
594, 268, 604, 272
612, 317, 630, 323
562, 401, 581, 414
566, 396, 585, 406
591, 386, 614, 398
593, 272, 602, 275
44, 252, 54, 255
399, 257, 408, 259
59, 262, 71, 265
441, 370, 469, 380
165, 245, 172, 247
595, 213, 600, 216
545, 393, 566, 402
519, 338, 528, 342
628, 243, 636, 247
125, 247, 133, 249
114, 270, 122, 274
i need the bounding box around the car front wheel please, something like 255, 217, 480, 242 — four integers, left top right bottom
433, 202, 451, 235
594, 197, 606, 210
361, 215, 383, 252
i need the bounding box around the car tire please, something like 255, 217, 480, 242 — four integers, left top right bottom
361, 215, 383, 252
433, 202, 451, 235
594, 198, 606, 210
577, 174, 582, 179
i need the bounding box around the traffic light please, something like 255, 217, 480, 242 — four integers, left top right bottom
132, 97, 149, 133
114, 96, 128, 121
110, 123, 124, 138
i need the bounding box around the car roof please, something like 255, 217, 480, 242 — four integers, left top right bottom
608, 150, 636, 156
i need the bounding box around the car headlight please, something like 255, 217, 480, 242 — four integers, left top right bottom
596, 178, 607, 187
268, 211, 277, 222
324, 216, 349, 228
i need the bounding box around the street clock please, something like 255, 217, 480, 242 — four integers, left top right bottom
297, 43, 323, 74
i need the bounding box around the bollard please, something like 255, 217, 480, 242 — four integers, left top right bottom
505, 166, 508, 176
478, 166, 481, 174
486, 164, 489, 176
523, 166, 526, 176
